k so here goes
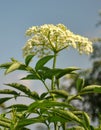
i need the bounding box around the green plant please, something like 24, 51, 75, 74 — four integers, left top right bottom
0, 24, 100, 130
63, 11, 101, 123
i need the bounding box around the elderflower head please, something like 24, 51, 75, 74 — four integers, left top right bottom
23, 24, 93, 57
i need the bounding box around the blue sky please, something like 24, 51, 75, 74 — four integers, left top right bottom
0, 0, 101, 68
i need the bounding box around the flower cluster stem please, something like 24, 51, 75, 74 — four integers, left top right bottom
51, 52, 57, 90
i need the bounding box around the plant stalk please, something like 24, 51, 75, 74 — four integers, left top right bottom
51, 52, 57, 90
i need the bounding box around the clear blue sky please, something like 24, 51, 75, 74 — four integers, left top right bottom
0, 0, 101, 68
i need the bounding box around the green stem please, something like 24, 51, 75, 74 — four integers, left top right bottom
42, 79, 50, 92
35, 71, 50, 92
51, 52, 57, 90
54, 123, 59, 130
51, 53, 60, 130
62, 123, 66, 130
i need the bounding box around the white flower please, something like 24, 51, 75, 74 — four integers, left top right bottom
23, 23, 93, 57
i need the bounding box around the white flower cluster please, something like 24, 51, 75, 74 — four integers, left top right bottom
23, 24, 93, 57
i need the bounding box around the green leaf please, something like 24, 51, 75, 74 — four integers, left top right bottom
35, 67, 79, 80
21, 74, 40, 80
56, 67, 80, 79
80, 85, 101, 94
52, 109, 83, 125
48, 115, 67, 123
24, 66, 35, 73
37, 67, 77, 80
0, 62, 12, 69
94, 87, 101, 93
1, 60, 32, 74
5, 83, 39, 100
82, 112, 90, 127
30, 91, 40, 100
39, 67, 65, 80
49, 90, 68, 98
0, 115, 11, 124
73, 111, 91, 129
76, 78, 84, 92
0, 120, 10, 128
0, 97, 12, 104
68, 95, 82, 102
25, 54, 35, 66
0, 89, 20, 96
17, 116, 46, 127
28, 100, 73, 112
5, 83, 31, 96
37, 67, 53, 80
40, 92, 48, 99
5, 62, 21, 74
6, 104, 28, 112
0, 58, 32, 73
35, 55, 54, 71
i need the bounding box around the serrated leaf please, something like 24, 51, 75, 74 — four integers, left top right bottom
37, 67, 53, 80
0, 62, 12, 69
80, 85, 101, 94
2, 61, 31, 74
5, 83, 31, 96
17, 116, 46, 127
37, 67, 62, 80
37, 67, 77, 80
5, 83, 39, 100
82, 112, 90, 127
21, 74, 40, 80
44, 68, 62, 79
0, 120, 10, 128
73, 111, 91, 129
0, 97, 12, 104
0, 115, 11, 124
6, 104, 28, 112
56, 67, 80, 79
35, 55, 54, 71
68, 95, 82, 102
30, 91, 40, 100
25, 54, 35, 66
52, 109, 83, 125
48, 115, 66, 123
28, 100, 73, 112
0, 89, 20, 96
76, 78, 84, 92
49, 90, 68, 98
